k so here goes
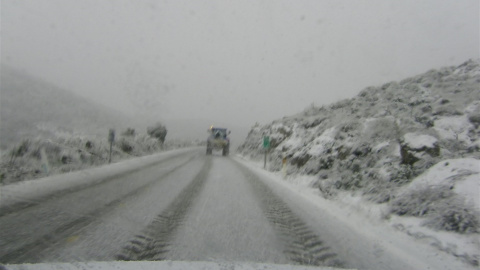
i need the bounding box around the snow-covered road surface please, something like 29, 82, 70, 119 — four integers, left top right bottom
0, 148, 474, 270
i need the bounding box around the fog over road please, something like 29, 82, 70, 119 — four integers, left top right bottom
0, 149, 471, 270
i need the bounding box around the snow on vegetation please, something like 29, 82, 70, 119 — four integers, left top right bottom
237, 59, 480, 265
403, 133, 438, 149
0, 127, 201, 185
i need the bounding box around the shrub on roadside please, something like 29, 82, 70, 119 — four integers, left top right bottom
118, 138, 134, 153
390, 185, 479, 233
390, 185, 454, 216
423, 199, 479, 234
0, 132, 170, 185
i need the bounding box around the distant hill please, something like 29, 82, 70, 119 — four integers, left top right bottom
0, 65, 133, 150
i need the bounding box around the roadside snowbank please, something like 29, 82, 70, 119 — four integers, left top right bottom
234, 154, 479, 268
5, 260, 352, 270
0, 148, 199, 210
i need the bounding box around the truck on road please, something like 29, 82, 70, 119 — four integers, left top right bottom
206, 126, 230, 156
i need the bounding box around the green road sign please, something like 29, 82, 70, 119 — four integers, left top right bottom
263, 136, 270, 149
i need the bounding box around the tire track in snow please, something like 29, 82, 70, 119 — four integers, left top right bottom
235, 162, 344, 267
0, 152, 191, 218
116, 157, 212, 261
0, 155, 196, 264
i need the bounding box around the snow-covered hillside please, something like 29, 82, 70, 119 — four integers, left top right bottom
0, 66, 204, 184
238, 59, 480, 265
0, 131, 202, 185
0, 65, 137, 150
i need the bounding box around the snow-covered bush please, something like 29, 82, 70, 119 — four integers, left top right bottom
362, 175, 394, 203
362, 117, 398, 142
423, 200, 479, 234
433, 104, 463, 116
147, 122, 168, 144
118, 138, 134, 153
390, 185, 479, 234
0, 128, 178, 185
468, 114, 480, 128
122, 128, 136, 137
335, 173, 363, 191
390, 185, 454, 217
387, 164, 415, 185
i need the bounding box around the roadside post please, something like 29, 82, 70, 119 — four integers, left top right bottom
282, 155, 287, 179
40, 147, 50, 175
263, 136, 270, 169
108, 129, 115, 163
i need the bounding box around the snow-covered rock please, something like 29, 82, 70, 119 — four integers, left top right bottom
400, 133, 440, 166
401, 158, 480, 209
403, 133, 438, 149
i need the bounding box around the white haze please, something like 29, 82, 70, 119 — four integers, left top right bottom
2, 0, 479, 138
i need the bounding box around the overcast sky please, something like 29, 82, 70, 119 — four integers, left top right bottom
2, 0, 479, 129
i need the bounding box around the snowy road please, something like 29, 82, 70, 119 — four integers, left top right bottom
0, 149, 473, 270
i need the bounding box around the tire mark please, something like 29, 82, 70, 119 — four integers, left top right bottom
0, 151, 193, 218
0, 155, 196, 264
116, 157, 212, 261
235, 162, 344, 268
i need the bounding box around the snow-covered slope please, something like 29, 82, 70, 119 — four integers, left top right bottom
237, 59, 479, 265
